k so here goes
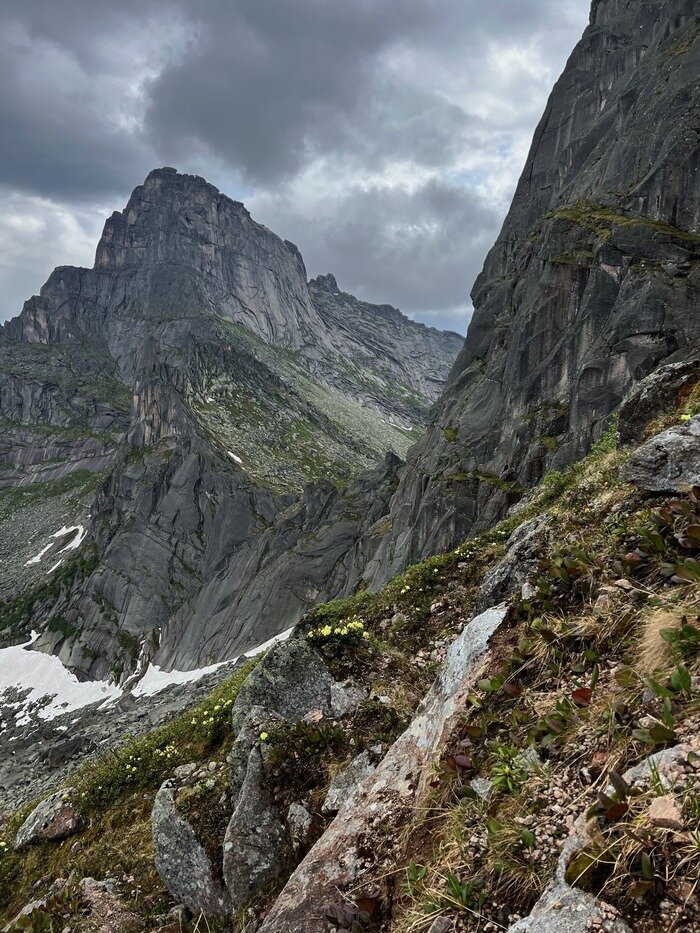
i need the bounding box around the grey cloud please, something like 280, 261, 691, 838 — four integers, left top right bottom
146, 0, 585, 185
0, 0, 590, 325
250, 177, 500, 332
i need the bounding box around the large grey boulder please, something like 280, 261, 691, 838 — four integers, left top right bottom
230, 638, 364, 734
476, 514, 548, 610
152, 780, 231, 917
223, 746, 290, 912
621, 416, 700, 492
231, 639, 333, 733
14, 789, 82, 850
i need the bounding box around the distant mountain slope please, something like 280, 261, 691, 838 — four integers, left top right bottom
0, 169, 461, 677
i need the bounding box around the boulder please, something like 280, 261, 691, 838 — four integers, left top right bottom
14, 789, 82, 850
476, 515, 548, 610
621, 416, 700, 492
228, 706, 285, 806
223, 746, 291, 912
230, 638, 364, 734
152, 780, 231, 917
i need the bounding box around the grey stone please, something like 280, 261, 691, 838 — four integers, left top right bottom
321, 751, 377, 815
231, 640, 338, 733
287, 802, 313, 853
14, 789, 82, 850
476, 515, 548, 610
619, 743, 694, 791
428, 919, 454, 933
223, 746, 290, 913
621, 416, 700, 492
507, 882, 630, 932
468, 777, 494, 801
152, 780, 231, 917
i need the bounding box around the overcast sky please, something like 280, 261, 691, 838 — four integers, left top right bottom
0, 0, 590, 333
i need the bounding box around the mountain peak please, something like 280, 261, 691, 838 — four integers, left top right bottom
309, 273, 339, 294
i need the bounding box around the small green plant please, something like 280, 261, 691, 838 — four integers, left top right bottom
661, 618, 700, 660
403, 861, 428, 898
490, 745, 528, 794
444, 872, 486, 912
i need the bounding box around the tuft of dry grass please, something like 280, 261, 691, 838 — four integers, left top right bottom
635, 609, 685, 677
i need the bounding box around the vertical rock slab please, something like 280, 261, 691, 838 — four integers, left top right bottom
152, 780, 231, 917
256, 605, 507, 933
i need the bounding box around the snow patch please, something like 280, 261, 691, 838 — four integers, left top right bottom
23, 524, 86, 568
55, 525, 87, 552
47, 560, 63, 574
227, 451, 243, 465
0, 634, 120, 726
25, 543, 54, 566
0, 627, 295, 732
132, 626, 294, 697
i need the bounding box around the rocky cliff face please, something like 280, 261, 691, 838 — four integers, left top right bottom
364, 0, 700, 583
0, 170, 460, 677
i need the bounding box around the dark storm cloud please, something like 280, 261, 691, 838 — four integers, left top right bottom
145, 0, 584, 184
145, 0, 473, 183
0, 0, 590, 325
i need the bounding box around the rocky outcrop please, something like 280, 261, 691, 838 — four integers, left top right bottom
256, 605, 507, 933
152, 779, 231, 917
222, 745, 290, 912
476, 514, 549, 610
621, 415, 700, 492
617, 359, 700, 447
363, 0, 700, 585
321, 748, 380, 815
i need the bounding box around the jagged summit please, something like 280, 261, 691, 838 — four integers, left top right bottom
0, 166, 462, 680
308, 272, 338, 293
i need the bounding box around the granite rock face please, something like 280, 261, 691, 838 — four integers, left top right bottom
364, 0, 700, 585
0, 169, 459, 677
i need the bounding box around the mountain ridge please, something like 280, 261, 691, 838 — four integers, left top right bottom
0, 171, 461, 678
